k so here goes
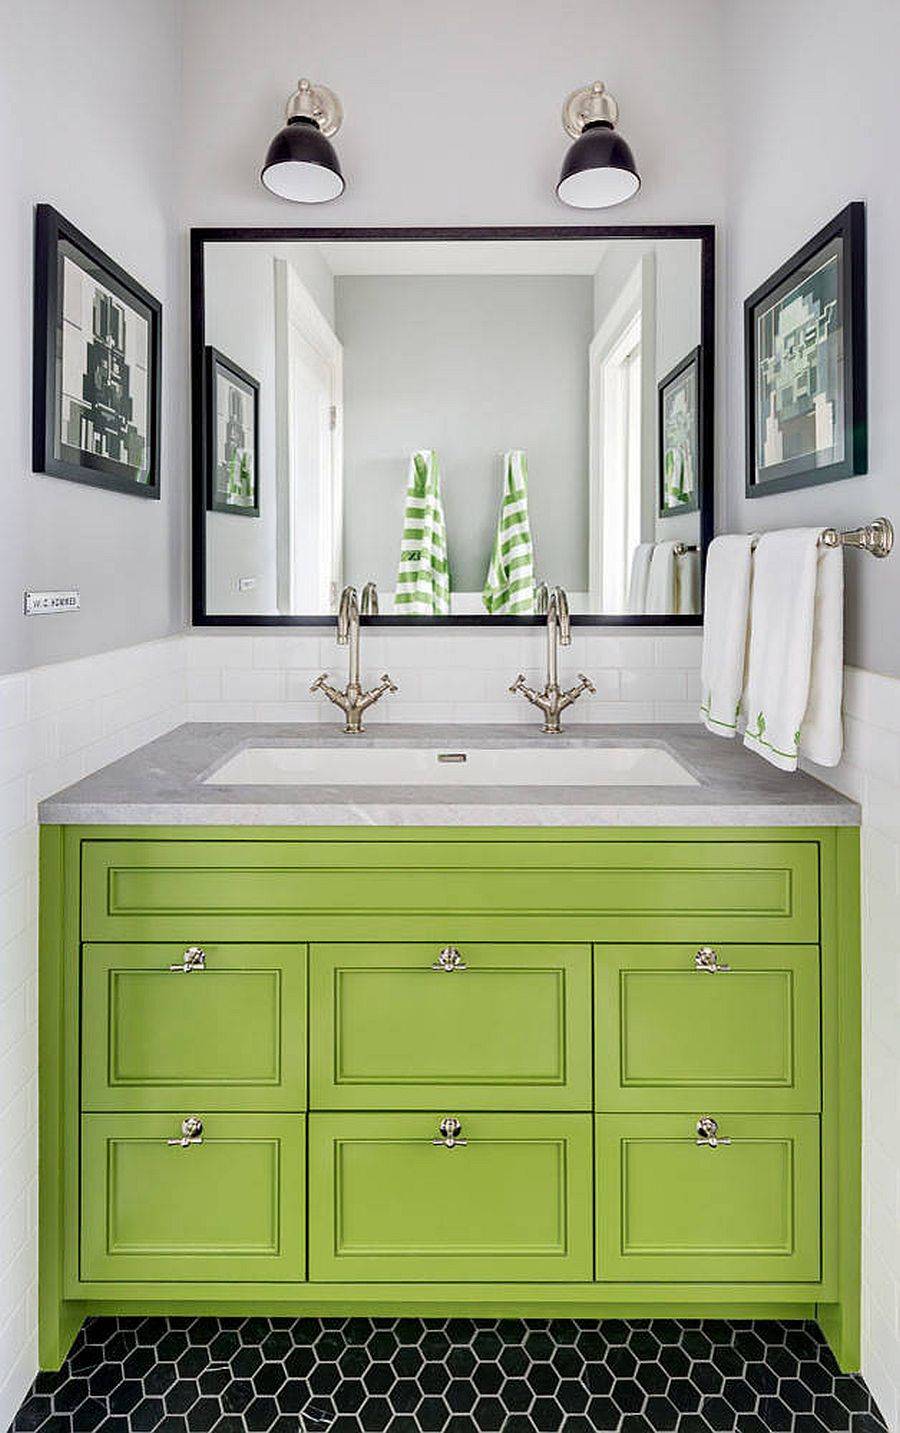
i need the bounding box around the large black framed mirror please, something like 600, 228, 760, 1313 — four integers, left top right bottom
191, 225, 714, 626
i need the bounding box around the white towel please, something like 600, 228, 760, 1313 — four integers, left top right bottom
645, 541, 678, 615
743, 529, 844, 771
700, 534, 755, 737
676, 549, 701, 615
626, 543, 654, 614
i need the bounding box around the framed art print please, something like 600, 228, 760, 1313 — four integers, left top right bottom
33, 204, 161, 497
205, 347, 260, 517
658, 346, 701, 517
745, 201, 866, 497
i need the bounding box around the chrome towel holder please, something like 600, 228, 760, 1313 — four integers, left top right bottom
677, 519, 893, 561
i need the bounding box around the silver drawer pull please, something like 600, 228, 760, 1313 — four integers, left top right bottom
432, 946, 467, 972
432, 1116, 467, 1149
696, 1116, 730, 1148
169, 946, 206, 973
694, 946, 730, 973
167, 1116, 203, 1147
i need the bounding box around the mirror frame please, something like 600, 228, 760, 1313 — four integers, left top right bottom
190, 224, 715, 626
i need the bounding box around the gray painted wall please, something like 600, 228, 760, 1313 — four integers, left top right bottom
0, 0, 186, 675
336, 274, 594, 594
723, 0, 900, 678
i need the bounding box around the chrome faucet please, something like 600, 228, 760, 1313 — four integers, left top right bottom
510, 585, 595, 733
311, 584, 397, 733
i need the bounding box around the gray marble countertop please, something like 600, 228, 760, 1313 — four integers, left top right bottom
38, 722, 859, 827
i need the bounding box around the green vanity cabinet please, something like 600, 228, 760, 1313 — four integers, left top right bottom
38, 825, 861, 1376
309, 943, 592, 1110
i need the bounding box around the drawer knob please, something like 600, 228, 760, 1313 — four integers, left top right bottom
169, 946, 206, 973
695, 946, 730, 973
432, 946, 467, 972
696, 1115, 730, 1148
432, 1116, 467, 1149
167, 1116, 204, 1148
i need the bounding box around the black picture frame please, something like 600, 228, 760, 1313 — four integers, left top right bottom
32, 204, 162, 498
745, 201, 866, 499
658, 345, 702, 518
191, 224, 715, 627
205, 347, 260, 518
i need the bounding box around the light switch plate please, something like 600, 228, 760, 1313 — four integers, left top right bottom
24, 589, 81, 616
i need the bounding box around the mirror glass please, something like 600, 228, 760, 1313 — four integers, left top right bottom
199, 236, 707, 620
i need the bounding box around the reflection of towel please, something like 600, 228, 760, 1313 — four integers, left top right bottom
645, 541, 678, 614
395, 451, 450, 614
700, 535, 754, 737
743, 529, 844, 771
627, 543, 654, 614
482, 451, 535, 613
676, 549, 700, 615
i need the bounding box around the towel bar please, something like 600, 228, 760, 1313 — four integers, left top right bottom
748, 518, 894, 559
673, 543, 699, 557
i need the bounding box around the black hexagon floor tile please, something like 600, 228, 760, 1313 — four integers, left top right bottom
8, 1318, 888, 1432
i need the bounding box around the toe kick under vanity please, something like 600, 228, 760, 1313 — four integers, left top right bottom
36, 724, 862, 1375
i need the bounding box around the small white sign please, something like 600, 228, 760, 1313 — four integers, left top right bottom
24, 589, 81, 616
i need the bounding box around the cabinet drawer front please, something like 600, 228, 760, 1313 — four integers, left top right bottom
81, 944, 306, 1111
596, 1114, 820, 1283
309, 1113, 593, 1282
596, 946, 820, 1112
81, 838, 819, 942
310, 943, 591, 1110
81, 1114, 305, 1282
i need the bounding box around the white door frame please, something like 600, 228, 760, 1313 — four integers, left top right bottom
274, 258, 343, 614
588, 251, 657, 612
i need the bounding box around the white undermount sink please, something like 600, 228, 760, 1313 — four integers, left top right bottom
204, 745, 699, 788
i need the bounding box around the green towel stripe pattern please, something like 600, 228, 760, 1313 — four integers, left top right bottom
482, 451, 535, 614
395, 450, 450, 614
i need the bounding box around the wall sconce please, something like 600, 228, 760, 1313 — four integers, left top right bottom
556, 82, 640, 209
260, 78, 345, 203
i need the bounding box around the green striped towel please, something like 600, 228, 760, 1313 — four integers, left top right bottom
395, 450, 450, 614
482, 451, 535, 614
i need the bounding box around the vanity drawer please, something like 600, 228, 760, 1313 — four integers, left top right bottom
80, 837, 819, 942
81, 943, 306, 1111
596, 1114, 820, 1283
309, 1112, 593, 1282
596, 945, 820, 1112
309, 942, 591, 1109
81, 1113, 305, 1282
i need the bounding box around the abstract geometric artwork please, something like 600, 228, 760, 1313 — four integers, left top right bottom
745, 203, 866, 497
658, 346, 701, 517
206, 347, 260, 517
33, 205, 161, 497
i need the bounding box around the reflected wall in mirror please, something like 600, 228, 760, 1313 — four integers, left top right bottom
192, 228, 713, 624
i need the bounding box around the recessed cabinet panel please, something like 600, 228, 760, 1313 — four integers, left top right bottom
309, 1113, 593, 1282
596, 1115, 820, 1283
81, 944, 306, 1111
81, 1114, 305, 1282
310, 943, 591, 1109
80, 839, 819, 942
596, 946, 820, 1112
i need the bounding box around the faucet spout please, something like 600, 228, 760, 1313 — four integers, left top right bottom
312, 584, 397, 733
509, 586, 593, 733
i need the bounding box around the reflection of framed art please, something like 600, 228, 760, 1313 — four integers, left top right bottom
33, 204, 161, 497
745, 202, 866, 498
205, 347, 260, 517
658, 346, 701, 517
